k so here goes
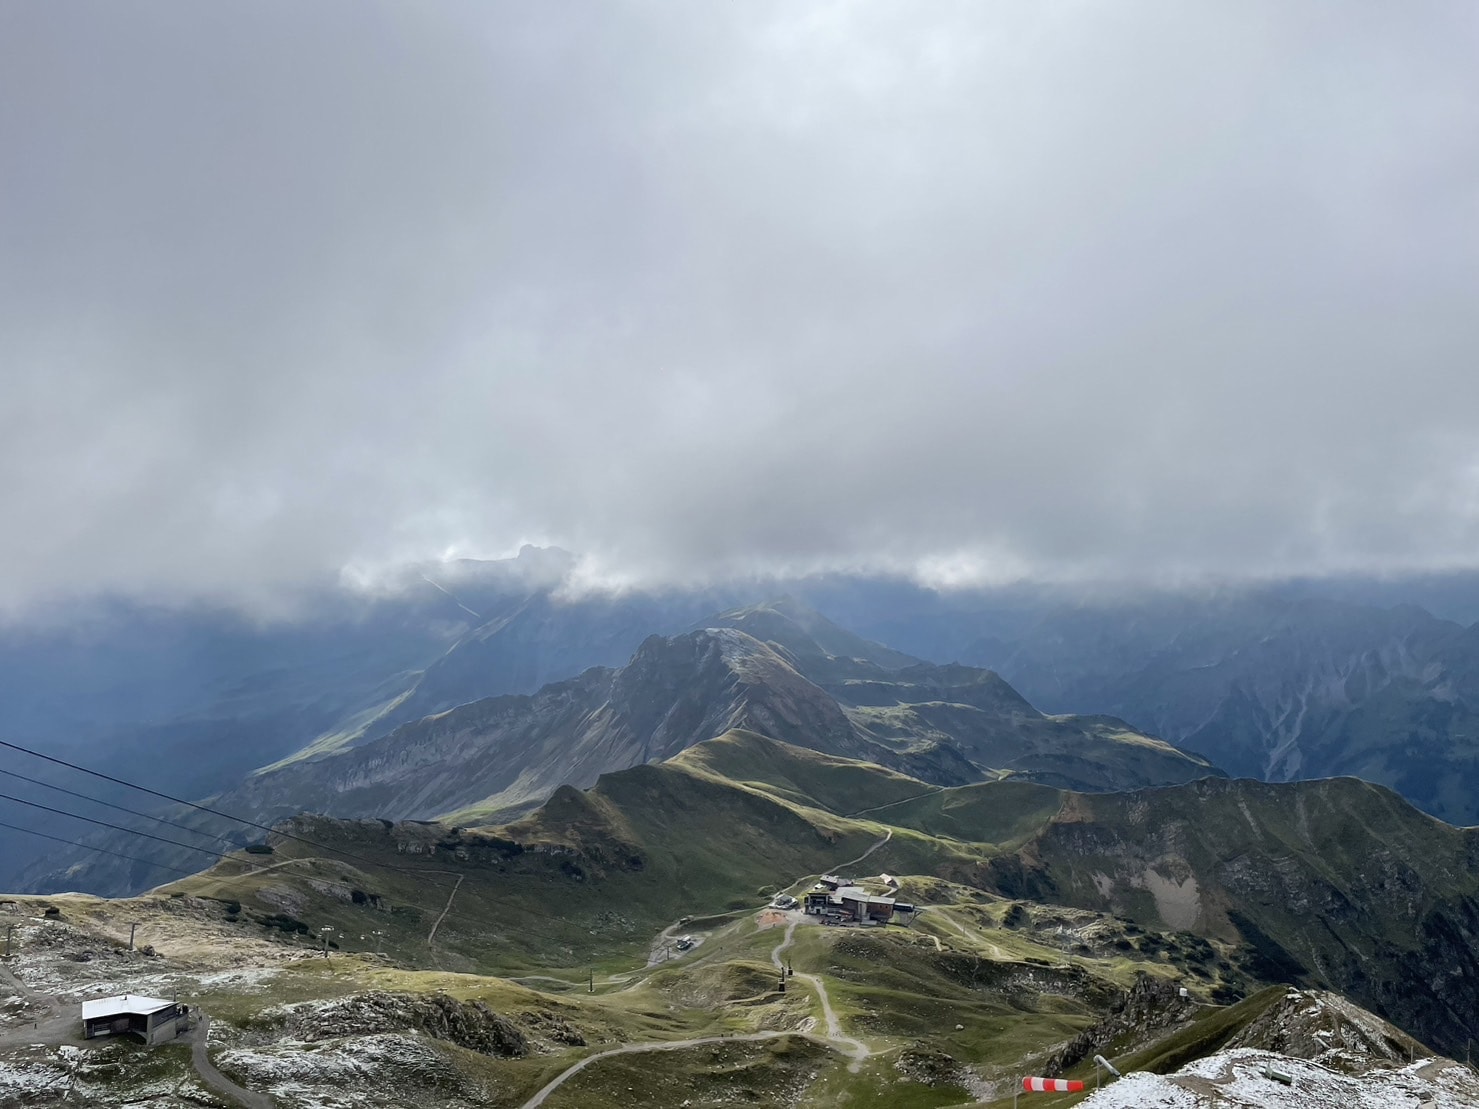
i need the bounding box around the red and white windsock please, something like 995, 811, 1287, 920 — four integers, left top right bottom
1022, 1076, 1086, 1093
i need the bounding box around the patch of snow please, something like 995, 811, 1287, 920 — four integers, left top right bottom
217, 1032, 490, 1109
0, 1052, 67, 1098
1078, 1049, 1479, 1109
190, 966, 283, 992
0, 1041, 188, 1106
1078, 1073, 1200, 1108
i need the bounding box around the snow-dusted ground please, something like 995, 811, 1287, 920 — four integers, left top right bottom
1, 916, 294, 1009
217, 1032, 493, 1109
0, 1049, 69, 1099
0, 1040, 218, 1107
1078, 1048, 1479, 1108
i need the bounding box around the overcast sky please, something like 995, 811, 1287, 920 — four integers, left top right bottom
2, 2, 1477, 611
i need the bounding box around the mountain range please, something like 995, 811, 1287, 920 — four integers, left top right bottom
22, 598, 1213, 894
227, 612, 1213, 825
11, 552, 1479, 899
11, 721, 1475, 1109
951, 592, 1479, 826
784, 577, 1479, 827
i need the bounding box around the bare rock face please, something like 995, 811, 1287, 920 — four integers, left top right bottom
218, 618, 1212, 847
1225, 988, 1425, 1072
275, 991, 529, 1057
1045, 973, 1201, 1073
217, 1033, 485, 1108
219, 627, 866, 830
893, 1043, 968, 1087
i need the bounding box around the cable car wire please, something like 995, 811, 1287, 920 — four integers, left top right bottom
0, 816, 198, 876
0, 765, 243, 848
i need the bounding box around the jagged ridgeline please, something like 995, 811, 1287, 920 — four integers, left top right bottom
29, 599, 1220, 895
236, 613, 1216, 833
173, 732, 1479, 1059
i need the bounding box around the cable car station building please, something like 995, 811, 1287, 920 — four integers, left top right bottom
82, 994, 189, 1045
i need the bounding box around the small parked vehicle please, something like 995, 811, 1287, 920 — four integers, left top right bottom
675, 935, 695, 951
772, 894, 798, 910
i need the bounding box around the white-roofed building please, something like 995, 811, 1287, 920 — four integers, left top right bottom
81, 993, 188, 1044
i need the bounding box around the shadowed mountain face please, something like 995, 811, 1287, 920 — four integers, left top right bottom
17, 561, 1479, 895
990, 597, 1479, 828
24, 604, 1217, 895
0, 561, 745, 893
215, 627, 884, 833
365, 587, 746, 738
0, 547, 680, 889
704, 602, 1218, 794
215, 614, 1214, 832
794, 582, 1479, 827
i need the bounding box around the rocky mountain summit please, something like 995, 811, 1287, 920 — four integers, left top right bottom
28, 601, 1218, 895
215, 611, 1214, 831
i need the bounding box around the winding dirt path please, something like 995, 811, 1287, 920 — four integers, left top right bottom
933, 908, 975, 943
234, 857, 320, 879
645, 920, 685, 967
832, 830, 892, 873
426, 874, 464, 946
844, 788, 945, 819
190, 1012, 276, 1109
519, 916, 873, 1108
792, 970, 868, 1070
770, 921, 868, 1069
929, 907, 1009, 959
520, 836, 900, 1109
517, 1029, 842, 1109
769, 918, 801, 971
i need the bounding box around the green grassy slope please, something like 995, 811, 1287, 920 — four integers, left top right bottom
667, 729, 940, 816
172, 733, 1479, 1059
975, 775, 1479, 1056
174, 749, 891, 977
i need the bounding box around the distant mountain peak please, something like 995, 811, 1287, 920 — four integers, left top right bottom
701, 597, 923, 670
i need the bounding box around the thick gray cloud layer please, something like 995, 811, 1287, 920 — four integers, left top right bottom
2, 1, 1478, 608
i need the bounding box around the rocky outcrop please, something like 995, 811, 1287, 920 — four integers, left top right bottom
220, 628, 868, 827
215, 606, 1216, 837
274, 992, 529, 1057
1045, 973, 1201, 1073
1224, 988, 1425, 1071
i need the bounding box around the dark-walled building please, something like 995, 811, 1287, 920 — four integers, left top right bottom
82, 994, 188, 1044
